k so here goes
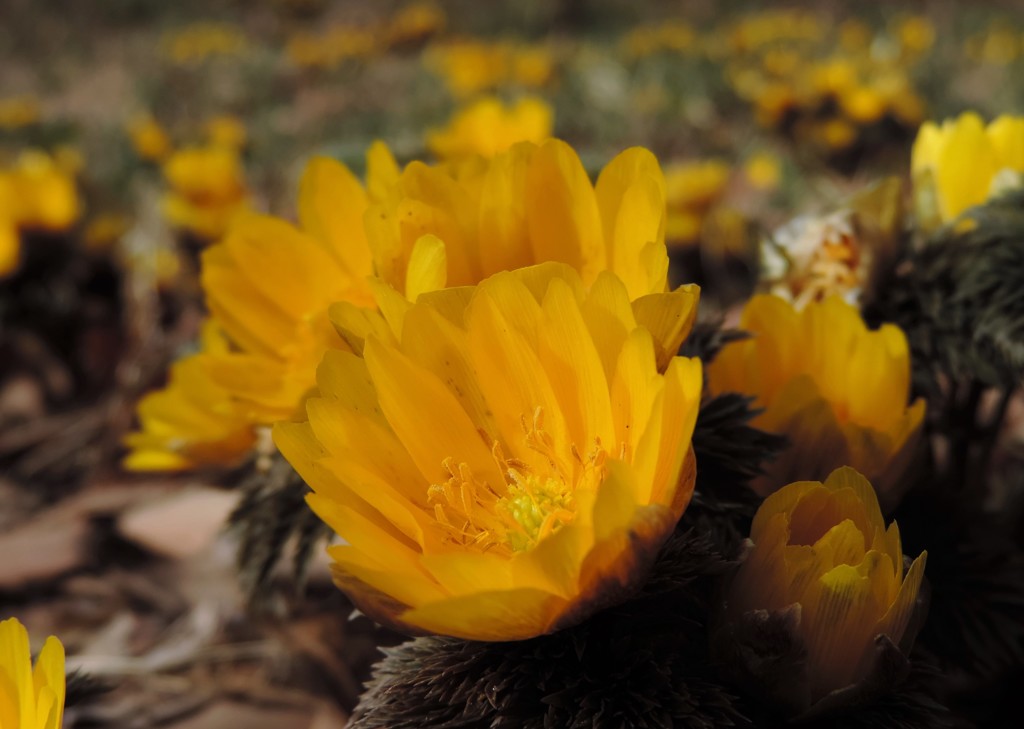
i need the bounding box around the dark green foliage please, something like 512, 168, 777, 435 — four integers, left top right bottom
228, 454, 332, 605
867, 189, 1024, 396
896, 490, 1024, 679
350, 530, 746, 729
690, 393, 786, 511
65, 669, 113, 709
680, 319, 748, 363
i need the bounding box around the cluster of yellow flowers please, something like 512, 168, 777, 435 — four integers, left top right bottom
161, 22, 249, 66
128, 115, 252, 242
426, 40, 555, 98
662, 152, 780, 251
120, 116, 937, 706
722, 11, 928, 154
963, 23, 1024, 65
1, 150, 81, 276
620, 21, 697, 59
286, 2, 446, 70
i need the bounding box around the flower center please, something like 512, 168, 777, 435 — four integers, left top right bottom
427, 408, 605, 555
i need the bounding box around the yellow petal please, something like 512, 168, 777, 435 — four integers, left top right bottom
364, 337, 503, 487
298, 156, 372, 278
405, 233, 448, 300
525, 139, 606, 283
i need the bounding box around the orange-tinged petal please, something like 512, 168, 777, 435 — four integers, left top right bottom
525, 140, 607, 283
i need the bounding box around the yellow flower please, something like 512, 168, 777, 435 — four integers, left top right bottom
161, 145, 250, 240
0, 617, 65, 729
726, 467, 926, 703
743, 151, 781, 191
384, 1, 446, 47
128, 114, 172, 162
707, 295, 925, 509
275, 263, 702, 640
426, 96, 553, 161
840, 85, 888, 124
912, 112, 1024, 227
204, 114, 247, 150
123, 322, 257, 471
663, 159, 730, 246
894, 15, 935, 55
2, 150, 80, 233
366, 139, 672, 301
199, 153, 379, 424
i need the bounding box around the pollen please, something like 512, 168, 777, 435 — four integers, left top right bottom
427, 407, 606, 555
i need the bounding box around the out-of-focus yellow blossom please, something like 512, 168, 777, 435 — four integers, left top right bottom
426, 96, 553, 161
894, 16, 935, 56
1, 213, 18, 277
620, 21, 696, 59
286, 25, 377, 69
275, 263, 702, 640
726, 468, 926, 702
813, 117, 858, 151
743, 152, 781, 191
1, 150, 80, 232
162, 22, 247, 65
838, 20, 872, 52
708, 295, 925, 508
839, 85, 888, 125
0, 617, 65, 729
204, 115, 247, 150
124, 322, 257, 471
663, 159, 730, 246
753, 82, 798, 128
366, 140, 673, 302
728, 11, 822, 53
965, 27, 1019, 65
161, 145, 250, 240
384, 1, 446, 47
128, 114, 173, 162
912, 112, 1024, 228
427, 40, 554, 97
83, 212, 131, 253
0, 95, 41, 130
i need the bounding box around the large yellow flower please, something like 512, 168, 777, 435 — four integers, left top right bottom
122, 322, 257, 471
0, 618, 65, 729
129, 140, 673, 471
367, 139, 670, 302
912, 111, 1024, 227
725, 467, 926, 704
426, 96, 553, 161
707, 295, 925, 508
275, 263, 702, 640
